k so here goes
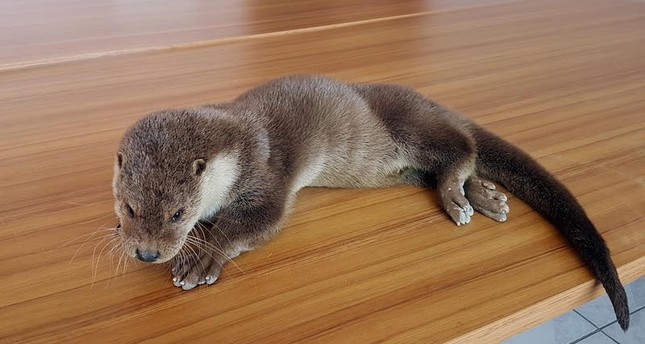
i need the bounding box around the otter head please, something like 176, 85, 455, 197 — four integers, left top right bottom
112, 110, 240, 263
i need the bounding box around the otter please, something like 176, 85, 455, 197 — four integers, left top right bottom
112, 75, 629, 330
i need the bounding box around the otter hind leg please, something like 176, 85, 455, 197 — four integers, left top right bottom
400, 124, 478, 226
401, 136, 478, 226
396, 165, 477, 226
464, 176, 509, 222
414, 127, 476, 226
438, 174, 475, 226
356, 83, 479, 225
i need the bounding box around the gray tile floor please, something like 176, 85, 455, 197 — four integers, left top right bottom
504, 277, 645, 344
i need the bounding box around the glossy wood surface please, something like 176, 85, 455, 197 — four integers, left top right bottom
0, 0, 515, 68
1, 0, 644, 343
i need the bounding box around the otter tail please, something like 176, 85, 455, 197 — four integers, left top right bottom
472, 126, 629, 331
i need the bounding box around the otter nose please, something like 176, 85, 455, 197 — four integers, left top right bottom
135, 249, 160, 262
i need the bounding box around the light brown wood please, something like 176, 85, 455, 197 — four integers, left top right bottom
1, 0, 644, 343
0, 0, 516, 68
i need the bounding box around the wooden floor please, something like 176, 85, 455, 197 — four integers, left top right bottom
1, 0, 644, 343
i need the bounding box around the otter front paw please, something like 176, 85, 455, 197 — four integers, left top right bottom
170, 253, 223, 290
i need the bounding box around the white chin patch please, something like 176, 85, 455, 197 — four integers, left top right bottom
199, 152, 240, 219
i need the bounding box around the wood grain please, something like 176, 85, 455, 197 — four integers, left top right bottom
0, 0, 644, 343
0, 0, 516, 68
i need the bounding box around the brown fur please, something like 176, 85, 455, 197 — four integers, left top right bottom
113, 75, 629, 329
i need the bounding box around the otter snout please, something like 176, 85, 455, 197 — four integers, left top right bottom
117, 226, 184, 264
135, 249, 160, 263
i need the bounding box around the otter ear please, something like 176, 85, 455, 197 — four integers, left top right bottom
116, 152, 125, 169
193, 159, 207, 176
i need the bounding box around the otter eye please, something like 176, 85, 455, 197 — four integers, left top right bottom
126, 204, 135, 218
171, 209, 184, 223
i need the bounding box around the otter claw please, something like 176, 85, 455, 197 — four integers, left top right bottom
181, 282, 198, 290
173, 278, 182, 288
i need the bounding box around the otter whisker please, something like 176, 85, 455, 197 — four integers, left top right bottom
193, 222, 208, 241
197, 226, 244, 277
106, 240, 120, 258
183, 240, 208, 279
61, 228, 115, 249
106, 240, 123, 285
116, 249, 125, 278
186, 236, 220, 259
213, 224, 235, 252
195, 221, 236, 265
193, 223, 217, 253
186, 234, 243, 273
185, 237, 235, 278
123, 249, 130, 275
192, 226, 234, 278
205, 215, 242, 226
185, 245, 201, 279
91, 235, 118, 289
90, 233, 111, 272
67, 219, 120, 265
177, 242, 193, 273
104, 245, 117, 289
187, 235, 223, 257
176, 250, 187, 275
69, 231, 112, 266
194, 222, 218, 250
200, 217, 241, 250
194, 222, 228, 256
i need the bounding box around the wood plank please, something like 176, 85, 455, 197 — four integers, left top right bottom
0, 0, 516, 68
0, 0, 644, 342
